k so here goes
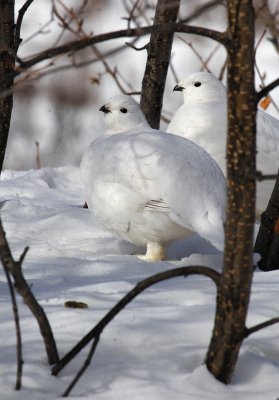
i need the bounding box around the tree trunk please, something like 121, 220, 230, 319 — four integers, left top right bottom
205, 0, 256, 383
0, 1, 15, 173
140, 0, 180, 128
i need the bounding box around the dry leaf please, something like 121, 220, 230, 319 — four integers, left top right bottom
260, 96, 271, 110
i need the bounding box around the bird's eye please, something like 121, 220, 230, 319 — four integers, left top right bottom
120, 107, 128, 113
194, 81, 201, 87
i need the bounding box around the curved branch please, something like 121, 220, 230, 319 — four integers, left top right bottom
244, 317, 279, 338
257, 78, 279, 102
15, 0, 34, 51
16, 23, 227, 74
52, 265, 220, 376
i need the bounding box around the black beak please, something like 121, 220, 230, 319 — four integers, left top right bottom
173, 84, 184, 92
99, 105, 111, 114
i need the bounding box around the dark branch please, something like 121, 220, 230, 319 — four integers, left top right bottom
15, 0, 34, 51
52, 265, 220, 376
15, 23, 227, 75
0, 218, 59, 365
179, 0, 225, 24
257, 78, 279, 102
255, 171, 279, 181
125, 41, 149, 51
62, 335, 100, 397
2, 266, 23, 390
244, 317, 279, 338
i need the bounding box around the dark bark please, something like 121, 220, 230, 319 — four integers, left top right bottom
140, 0, 180, 128
254, 174, 279, 270
0, 1, 15, 172
0, 218, 59, 365
205, 0, 256, 383
2, 264, 23, 390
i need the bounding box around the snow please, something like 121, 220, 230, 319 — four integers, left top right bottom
1, 166, 279, 399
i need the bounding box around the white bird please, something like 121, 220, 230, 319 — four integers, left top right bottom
167, 71, 279, 216
80, 95, 226, 261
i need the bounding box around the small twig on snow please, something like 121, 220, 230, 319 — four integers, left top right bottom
62, 334, 100, 397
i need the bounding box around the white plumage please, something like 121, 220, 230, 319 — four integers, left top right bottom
167, 71, 279, 215
81, 95, 226, 261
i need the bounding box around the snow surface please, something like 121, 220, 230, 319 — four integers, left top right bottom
1, 166, 279, 399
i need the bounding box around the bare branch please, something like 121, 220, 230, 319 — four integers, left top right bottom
62, 335, 100, 397
124, 0, 142, 31
244, 317, 279, 338
15, 23, 227, 75
176, 35, 212, 72
15, 0, 34, 50
1, 265, 23, 390
257, 78, 279, 102
0, 218, 59, 365
179, 0, 226, 24
256, 171, 279, 181
125, 41, 149, 51
52, 265, 220, 376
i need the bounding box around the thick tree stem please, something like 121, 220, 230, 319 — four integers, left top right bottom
140, 0, 180, 128
205, 0, 256, 383
0, 1, 15, 172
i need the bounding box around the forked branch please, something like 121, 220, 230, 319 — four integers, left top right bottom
52, 265, 220, 376
0, 217, 59, 365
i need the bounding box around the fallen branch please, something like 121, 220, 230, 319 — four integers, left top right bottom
62, 334, 100, 397
52, 265, 220, 376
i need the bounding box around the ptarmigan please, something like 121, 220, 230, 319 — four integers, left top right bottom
80, 95, 226, 261
167, 71, 279, 215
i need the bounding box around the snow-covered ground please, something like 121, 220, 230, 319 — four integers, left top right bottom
1, 166, 279, 399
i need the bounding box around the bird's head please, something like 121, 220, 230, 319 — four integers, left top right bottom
99, 95, 150, 135
173, 72, 226, 104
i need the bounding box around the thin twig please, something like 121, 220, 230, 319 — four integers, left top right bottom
176, 35, 211, 72
1, 266, 23, 390
125, 0, 142, 31
52, 265, 220, 376
35, 141, 41, 169
15, 42, 135, 86
62, 335, 100, 397
125, 41, 148, 51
